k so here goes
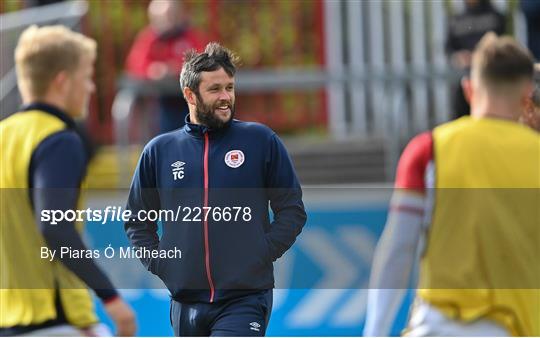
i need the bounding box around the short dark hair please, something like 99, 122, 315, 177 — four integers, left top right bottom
471, 32, 534, 90
180, 42, 240, 97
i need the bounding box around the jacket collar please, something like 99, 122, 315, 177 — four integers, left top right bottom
21, 102, 76, 129
184, 114, 233, 139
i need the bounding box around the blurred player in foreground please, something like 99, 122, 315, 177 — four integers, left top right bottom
0, 25, 135, 336
363, 33, 539, 336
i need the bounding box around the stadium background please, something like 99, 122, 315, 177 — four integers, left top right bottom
0, 0, 531, 336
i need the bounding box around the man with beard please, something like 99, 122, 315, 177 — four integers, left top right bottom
124, 42, 307, 336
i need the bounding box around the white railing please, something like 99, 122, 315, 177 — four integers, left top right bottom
321, 0, 526, 176
323, 0, 526, 141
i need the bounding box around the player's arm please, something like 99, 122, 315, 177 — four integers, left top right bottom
265, 133, 307, 261
32, 131, 119, 301
33, 131, 136, 336
363, 190, 425, 336
124, 145, 161, 273
363, 132, 432, 336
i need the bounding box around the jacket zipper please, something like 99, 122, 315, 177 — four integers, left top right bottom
203, 132, 215, 302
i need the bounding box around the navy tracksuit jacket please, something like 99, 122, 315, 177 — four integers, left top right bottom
125, 118, 307, 304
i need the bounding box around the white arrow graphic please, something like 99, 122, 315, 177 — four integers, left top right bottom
330, 227, 377, 326
287, 289, 346, 328
285, 226, 380, 328
339, 226, 377, 265
330, 287, 368, 326
273, 250, 295, 311
286, 228, 358, 328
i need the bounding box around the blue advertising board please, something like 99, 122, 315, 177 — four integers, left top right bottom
86, 190, 412, 336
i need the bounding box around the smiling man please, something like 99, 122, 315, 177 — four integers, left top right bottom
125, 42, 307, 336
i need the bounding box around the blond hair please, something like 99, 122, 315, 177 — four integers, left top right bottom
471, 32, 533, 93
15, 25, 96, 100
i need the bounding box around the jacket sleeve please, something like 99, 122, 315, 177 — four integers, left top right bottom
265, 133, 307, 261
124, 146, 161, 272
521, 0, 540, 16
32, 131, 118, 302
363, 200, 424, 336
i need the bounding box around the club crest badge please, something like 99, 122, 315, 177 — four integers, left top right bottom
224, 150, 245, 168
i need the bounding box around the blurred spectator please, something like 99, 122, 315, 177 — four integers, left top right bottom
521, 0, 540, 60
125, 0, 206, 134
446, 0, 505, 119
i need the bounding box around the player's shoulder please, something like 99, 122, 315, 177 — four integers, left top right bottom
34, 130, 86, 164
143, 128, 188, 153
1, 110, 62, 128
403, 131, 433, 156
0, 112, 21, 131
231, 119, 276, 138
48, 129, 83, 145
0, 111, 18, 125
34, 130, 84, 155
399, 130, 433, 171
395, 131, 433, 191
